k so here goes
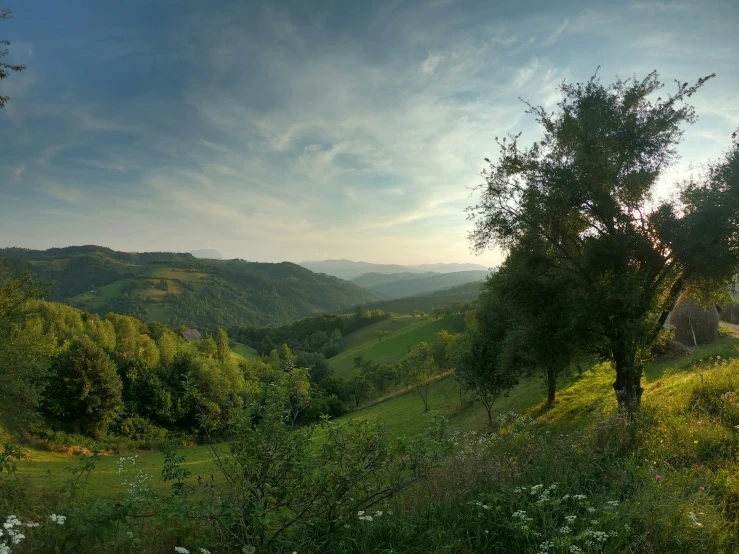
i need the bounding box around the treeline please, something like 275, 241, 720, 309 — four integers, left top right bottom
229, 308, 390, 357
0, 247, 385, 330
351, 281, 482, 316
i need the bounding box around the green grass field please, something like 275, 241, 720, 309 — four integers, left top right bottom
149, 268, 209, 281
330, 317, 455, 378
231, 341, 258, 360
71, 278, 134, 307
341, 316, 420, 350
14, 335, 739, 504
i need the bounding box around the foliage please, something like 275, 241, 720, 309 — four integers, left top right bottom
468, 71, 739, 412
450, 312, 518, 426
0, 8, 26, 109
0, 271, 52, 429
188, 376, 450, 551
403, 342, 437, 413
44, 336, 124, 438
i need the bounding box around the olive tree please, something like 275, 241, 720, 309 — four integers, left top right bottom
469, 71, 739, 412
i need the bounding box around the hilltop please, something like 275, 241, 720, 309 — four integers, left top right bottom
351, 269, 488, 298
300, 258, 490, 280
0, 246, 384, 329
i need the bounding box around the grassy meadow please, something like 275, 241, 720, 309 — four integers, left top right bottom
330, 317, 455, 377
15, 333, 739, 511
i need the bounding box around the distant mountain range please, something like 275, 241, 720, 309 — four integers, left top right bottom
300, 259, 491, 281
190, 249, 224, 259
0, 246, 384, 330
351, 270, 489, 299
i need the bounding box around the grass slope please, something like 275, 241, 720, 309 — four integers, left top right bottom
329, 317, 454, 378
13, 335, 739, 514
356, 281, 482, 315
231, 341, 258, 360
359, 270, 488, 299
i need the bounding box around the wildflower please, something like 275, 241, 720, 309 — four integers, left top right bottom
200, 549, 213, 554
175, 548, 190, 554
374, 511, 383, 517
569, 547, 583, 553
50, 514, 66, 525
559, 526, 571, 534
357, 511, 365, 516
688, 512, 703, 528
127, 531, 134, 538
656, 475, 663, 481
565, 515, 577, 523
587, 506, 596, 513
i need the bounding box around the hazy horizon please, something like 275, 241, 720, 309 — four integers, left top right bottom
1, 0, 737, 266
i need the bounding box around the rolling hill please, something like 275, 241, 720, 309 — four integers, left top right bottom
329, 316, 456, 378
0, 246, 385, 330
300, 259, 489, 280
350, 281, 484, 314
351, 270, 488, 298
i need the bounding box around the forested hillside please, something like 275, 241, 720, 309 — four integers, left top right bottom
351, 269, 488, 298
0, 246, 384, 329
351, 281, 482, 314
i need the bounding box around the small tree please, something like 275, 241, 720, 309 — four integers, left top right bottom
345, 374, 375, 410
403, 342, 435, 413
199, 335, 218, 359
450, 311, 518, 427
375, 329, 391, 342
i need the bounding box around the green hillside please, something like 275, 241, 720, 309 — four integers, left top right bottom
350, 271, 438, 288
0, 246, 384, 330
353, 270, 488, 298
356, 281, 483, 314
329, 317, 455, 377
231, 341, 258, 360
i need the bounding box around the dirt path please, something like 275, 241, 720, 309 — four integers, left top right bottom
721, 322, 739, 338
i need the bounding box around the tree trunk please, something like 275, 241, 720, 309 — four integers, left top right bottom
546, 368, 557, 407
613, 353, 643, 414
487, 406, 493, 427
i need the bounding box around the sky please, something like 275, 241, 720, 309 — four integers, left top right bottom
0, 0, 737, 267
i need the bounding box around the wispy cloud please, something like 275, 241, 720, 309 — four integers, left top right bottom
39, 183, 83, 203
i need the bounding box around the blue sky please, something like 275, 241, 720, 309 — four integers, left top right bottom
0, 0, 737, 266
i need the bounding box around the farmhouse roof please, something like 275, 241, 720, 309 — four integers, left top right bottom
181, 329, 203, 342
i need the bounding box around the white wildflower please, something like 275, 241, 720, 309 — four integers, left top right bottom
175, 548, 190, 554
688, 512, 703, 528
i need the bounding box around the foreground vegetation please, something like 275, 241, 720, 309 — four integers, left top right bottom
3, 336, 739, 553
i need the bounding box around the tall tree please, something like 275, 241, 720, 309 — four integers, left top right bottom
403, 342, 435, 413
215, 326, 230, 363
0, 271, 52, 428
469, 71, 739, 412
45, 335, 123, 437
0, 9, 26, 109
489, 243, 590, 406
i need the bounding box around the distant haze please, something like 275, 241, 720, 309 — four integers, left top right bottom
1, 1, 735, 266
300, 259, 491, 281
190, 249, 224, 260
